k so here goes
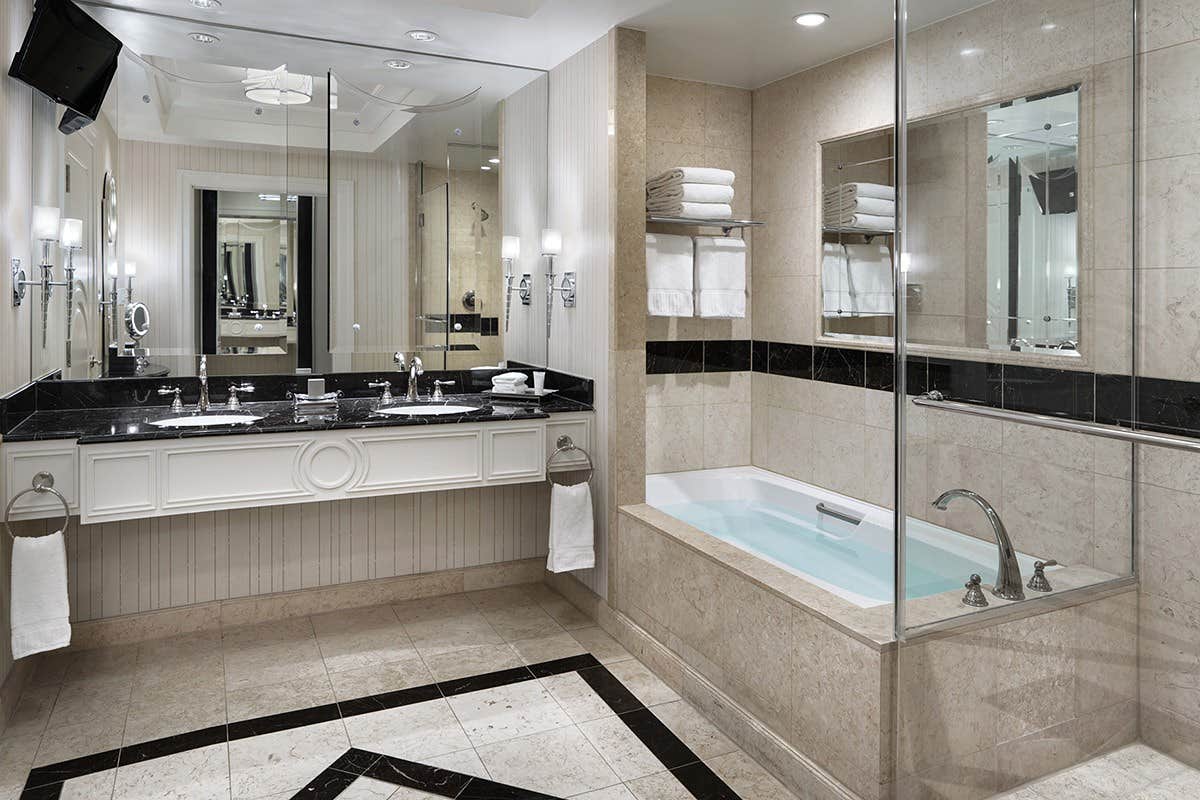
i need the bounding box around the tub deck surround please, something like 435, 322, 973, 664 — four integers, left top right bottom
2, 583, 801, 800
615, 506, 1140, 800
0, 393, 591, 444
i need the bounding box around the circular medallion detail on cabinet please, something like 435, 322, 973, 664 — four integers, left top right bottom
302, 441, 358, 490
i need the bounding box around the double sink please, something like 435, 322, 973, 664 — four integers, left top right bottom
148, 403, 483, 429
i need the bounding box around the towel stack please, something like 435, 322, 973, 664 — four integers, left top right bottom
647, 167, 736, 219
491, 371, 528, 394
646, 233, 746, 318
823, 182, 895, 232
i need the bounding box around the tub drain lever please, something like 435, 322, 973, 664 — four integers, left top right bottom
963, 574, 988, 608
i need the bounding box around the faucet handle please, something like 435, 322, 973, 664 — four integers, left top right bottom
227, 383, 254, 411
432, 379, 454, 401
158, 386, 184, 413
1027, 560, 1057, 593
963, 574, 989, 608
394, 351, 407, 369
368, 380, 394, 403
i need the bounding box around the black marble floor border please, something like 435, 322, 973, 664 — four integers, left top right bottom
647, 338, 1200, 438
20, 653, 742, 800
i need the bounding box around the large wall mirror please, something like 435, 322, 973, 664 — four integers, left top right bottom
30, 4, 549, 381
820, 83, 1083, 360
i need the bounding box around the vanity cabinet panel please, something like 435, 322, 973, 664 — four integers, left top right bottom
350, 428, 483, 493
82, 446, 158, 522
3, 441, 79, 520
545, 415, 592, 473
484, 425, 546, 484
161, 439, 314, 514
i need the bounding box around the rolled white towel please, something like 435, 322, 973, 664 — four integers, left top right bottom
647, 182, 735, 205
646, 201, 733, 219
823, 182, 895, 202
647, 167, 735, 191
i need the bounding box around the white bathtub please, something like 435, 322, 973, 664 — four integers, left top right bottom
645, 466, 1049, 608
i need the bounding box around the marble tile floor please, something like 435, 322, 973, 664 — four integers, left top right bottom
992, 743, 1200, 800
0, 582, 800, 800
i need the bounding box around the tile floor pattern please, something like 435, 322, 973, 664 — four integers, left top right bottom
993, 743, 1200, 800
0, 583, 801, 800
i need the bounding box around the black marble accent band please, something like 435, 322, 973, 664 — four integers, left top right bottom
20, 652, 743, 800
639, 336, 1200, 437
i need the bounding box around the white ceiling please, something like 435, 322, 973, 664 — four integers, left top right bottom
628, 0, 995, 89
84, 0, 995, 90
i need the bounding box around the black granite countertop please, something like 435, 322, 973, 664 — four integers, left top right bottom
2, 394, 592, 445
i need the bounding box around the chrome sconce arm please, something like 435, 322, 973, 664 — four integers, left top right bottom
502, 257, 532, 334
543, 258, 576, 339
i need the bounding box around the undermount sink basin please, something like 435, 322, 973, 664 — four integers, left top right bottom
375, 404, 480, 417
149, 414, 264, 428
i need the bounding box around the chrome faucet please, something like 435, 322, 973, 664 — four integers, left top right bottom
394, 352, 423, 401
198, 354, 210, 412
932, 489, 1025, 602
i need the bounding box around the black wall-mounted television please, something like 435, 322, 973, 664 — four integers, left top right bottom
8, 0, 122, 134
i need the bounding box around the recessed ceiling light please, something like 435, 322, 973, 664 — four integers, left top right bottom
188, 31, 220, 44
488, 157, 500, 164
480, 165, 492, 171
189, 0, 222, 8
987, 119, 1000, 125
1041, 21, 1058, 30
960, 47, 980, 56
793, 12, 829, 27
406, 29, 438, 42
384, 58, 413, 70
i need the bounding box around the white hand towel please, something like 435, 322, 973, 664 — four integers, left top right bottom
845, 243, 895, 316
823, 182, 895, 202
11, 531, 71, 661
646, 182, 735, 205
646, 201, 733, 219
822, 242, 853, 317
694, 235, 746, 318
547, 482, 594, 573
822, 196, 895, 217
647, 167, 736, 191
824, 213, 895, 232
646, 233, 695, 316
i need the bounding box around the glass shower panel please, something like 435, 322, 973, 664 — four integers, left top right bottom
892, 0, 1137, 796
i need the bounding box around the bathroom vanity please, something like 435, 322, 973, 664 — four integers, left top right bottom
2, 388, 592, 525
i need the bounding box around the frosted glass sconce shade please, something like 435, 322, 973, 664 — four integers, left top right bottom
32, 206, 61, 241
126, 263, 137, 276
59, 218, 83, 249
540, 228, 562, 256
502, 235, 521, 260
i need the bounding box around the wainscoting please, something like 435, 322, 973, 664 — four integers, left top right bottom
10, 483, 551, 624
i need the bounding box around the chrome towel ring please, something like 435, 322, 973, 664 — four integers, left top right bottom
546, 435, 594, 486
4, 472, 71, 540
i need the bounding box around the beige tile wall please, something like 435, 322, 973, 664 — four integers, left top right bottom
644, 76, 754, 474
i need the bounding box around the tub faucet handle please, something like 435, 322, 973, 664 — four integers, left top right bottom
1027, 560, 1058, 593
963, 574, 989, 608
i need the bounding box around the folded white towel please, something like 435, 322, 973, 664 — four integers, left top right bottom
492, 372, 528, 392
822, 196, 895, 217
11, 531, 71, 661
646, 201, 733, 219
824, 212, 895, 232
694, 235, 746, 318
822, 242, 853, 317
646, 233, 695, 317
845, 243, 895, 316
823, 182, 895, 202
646, 182, 735, 205
647, 167, 736, 191
547, 482, 595, 573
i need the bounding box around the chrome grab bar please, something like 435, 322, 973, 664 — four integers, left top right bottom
913, 391, 1200, 454
816, 502, 863, 526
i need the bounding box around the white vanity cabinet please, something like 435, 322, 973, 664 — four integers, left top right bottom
2, 413, 592, 525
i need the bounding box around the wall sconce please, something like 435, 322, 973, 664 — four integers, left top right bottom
501, 235, 531, 333
125, 262, 137, 300
59, 218, 83, 367
16, 206, 71, 346
541, 228, 574, 337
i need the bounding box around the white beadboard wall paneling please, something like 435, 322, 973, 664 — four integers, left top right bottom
10, 482, 549, 623
0, 0, 36, 696
546, 34, 614, 597
500, 73, 549, 367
